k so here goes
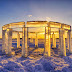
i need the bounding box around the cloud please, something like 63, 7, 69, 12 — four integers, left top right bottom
46, 17, 51, 21
28, 15, 32, 17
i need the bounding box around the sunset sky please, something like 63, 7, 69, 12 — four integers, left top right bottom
0, 0, 72, 38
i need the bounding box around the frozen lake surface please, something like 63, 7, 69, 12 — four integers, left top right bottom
0, 39, 72, 72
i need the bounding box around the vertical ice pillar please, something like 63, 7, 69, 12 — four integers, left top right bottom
67, 30, 72, 53
5, 28, 12, 55
44, 26, 51, 57
22, 27, 28, 57
24, 28, 28, 57
22, 27, 25, 57
17, 32, 20, 48
2, 28, 6, 53
52, 32, 56, 48
35, 33, 38, 48
59, 28, 66, 56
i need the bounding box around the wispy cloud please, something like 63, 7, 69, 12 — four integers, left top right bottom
46, 17, 51, 21
28, 15, 32, 17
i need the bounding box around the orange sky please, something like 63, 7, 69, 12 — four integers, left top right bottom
11, 32, 71, 39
